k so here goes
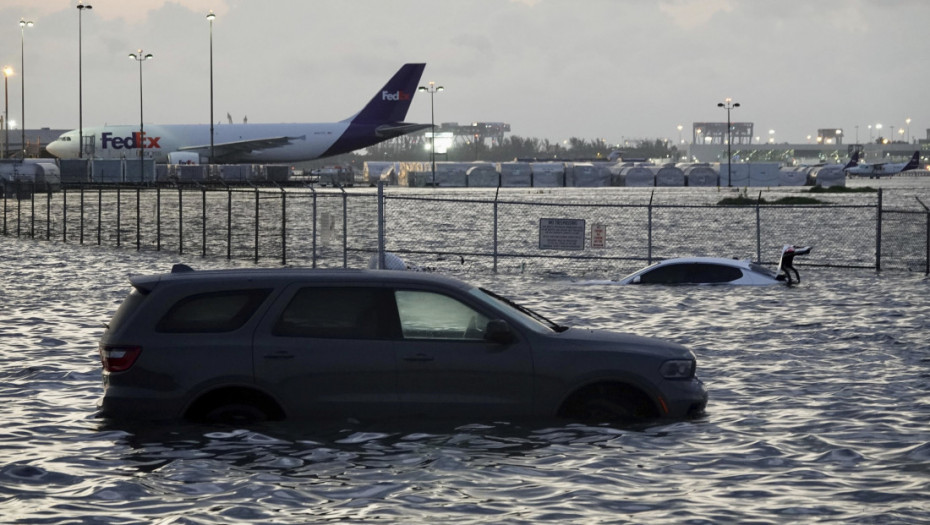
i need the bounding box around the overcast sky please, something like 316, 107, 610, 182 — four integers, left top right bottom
1, 0, 927, 146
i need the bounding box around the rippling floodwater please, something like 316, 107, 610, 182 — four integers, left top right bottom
2, 183, 930, 523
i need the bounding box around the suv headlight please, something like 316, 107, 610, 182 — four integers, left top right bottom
660, 359, 695, 379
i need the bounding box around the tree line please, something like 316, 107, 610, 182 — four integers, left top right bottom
298, 135, 682, 171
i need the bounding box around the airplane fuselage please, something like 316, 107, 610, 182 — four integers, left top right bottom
50, 122, 351, 163
845, 151, 920, 177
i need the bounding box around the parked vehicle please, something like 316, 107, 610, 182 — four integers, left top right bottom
616, 246, 812, 286
98, 265, 707, 423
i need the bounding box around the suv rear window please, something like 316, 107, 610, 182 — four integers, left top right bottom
273, 287, 394, 339
156, 289, 271, 333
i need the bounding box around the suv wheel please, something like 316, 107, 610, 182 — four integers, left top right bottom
560, 383, 658, 422
202, 403, 269, 424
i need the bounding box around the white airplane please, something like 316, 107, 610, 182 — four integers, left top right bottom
47, 63, 429, 164
845, 151, 921, 178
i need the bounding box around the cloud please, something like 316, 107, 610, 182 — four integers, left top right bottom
658, 0, 736, 29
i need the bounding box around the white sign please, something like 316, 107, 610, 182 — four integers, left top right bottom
539, 218, 586, 250
591, 223, 607, 249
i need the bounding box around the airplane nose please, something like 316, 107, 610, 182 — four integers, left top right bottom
46, 140, 65, 158
45, 140, 61, 157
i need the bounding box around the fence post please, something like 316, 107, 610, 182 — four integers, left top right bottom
156, 186, 161, 251
136, 187, 141, 251
311, 186, 318, 268
202, 186, 207, 258
339, 185, 348, 268
62, 186, 67, 243
97, 185, 102, 245
917, 197, 930, 276
647, 191, 654, 264
281, 187, 287, 266
79, 184, 84, 245
254, 187, 260, 263
226, 186, 232, 259
493, 185, 500, 273
875, 188, 882, 272
46, 187, 51, 240
756, 191, 762, 263
30, 182, 35, 238
116, 184, 121, 248
377, 181, 384, 269
178, 187, 184, 255
2, 181, 6, 235
16, 181, 21, 237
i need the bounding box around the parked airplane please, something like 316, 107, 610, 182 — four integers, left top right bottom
845, 151, 921, 178
809, 150, 859, 169
46, 63, 429, 164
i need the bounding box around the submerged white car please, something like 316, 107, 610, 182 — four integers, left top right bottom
616, 246, 811, 286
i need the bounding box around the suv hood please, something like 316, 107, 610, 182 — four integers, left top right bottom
553, 327, 693, 359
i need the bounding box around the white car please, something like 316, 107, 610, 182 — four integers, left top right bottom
616, 246, 811, 286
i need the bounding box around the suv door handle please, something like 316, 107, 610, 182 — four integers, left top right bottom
403, 353, 434, 362
263, 352, 295, 360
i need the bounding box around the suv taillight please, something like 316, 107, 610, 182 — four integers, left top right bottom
100, 345, 142, 372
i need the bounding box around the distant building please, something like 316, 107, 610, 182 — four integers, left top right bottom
1, 127, 67, 159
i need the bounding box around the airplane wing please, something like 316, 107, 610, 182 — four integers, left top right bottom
375, 122, 433, 138
177, 135, 305, 159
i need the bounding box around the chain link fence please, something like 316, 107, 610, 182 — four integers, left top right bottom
2, 182, 928, 276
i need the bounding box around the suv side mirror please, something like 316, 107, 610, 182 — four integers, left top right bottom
484, 319, 515, 344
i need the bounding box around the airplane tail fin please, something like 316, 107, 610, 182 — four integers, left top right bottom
346, 63, 426, 125
902, 151, 920, 171
843, 150, 860, 169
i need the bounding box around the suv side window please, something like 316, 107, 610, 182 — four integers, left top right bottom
395, 290, 489, 340
273, 287, 395, 339
156, 289, 271, 333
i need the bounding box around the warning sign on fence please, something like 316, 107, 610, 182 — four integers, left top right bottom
591, 223, 607, 249
538, 218, 586, 250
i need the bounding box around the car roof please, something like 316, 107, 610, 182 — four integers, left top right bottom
651, 256, 751, 268
129, 267, 475, 294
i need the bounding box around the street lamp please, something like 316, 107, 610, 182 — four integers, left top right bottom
717, 98, 739, 187
19, 18, 34, 158
207, 10, 215, 164
417, 81, 443, 184
129, 49, 153, 181
905, 118, 911, 143
677, 124, 683, 144
77, 1, 92, 159
3, 66, 12, 159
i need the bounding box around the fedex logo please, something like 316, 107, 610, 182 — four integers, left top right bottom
101, 132, 161, 149
381, 90, 411, 101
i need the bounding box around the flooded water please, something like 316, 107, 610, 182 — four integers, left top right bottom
2, 182, 930, 523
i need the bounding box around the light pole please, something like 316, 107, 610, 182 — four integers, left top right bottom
717, 98, 739, 187
19, 18, 34, 158
3, 66, 12, 159
417, 81, 443, 185
129, 50, 153, 181
677, 124, 683, 144
207, 10, 215, 164
905, 118, 911, 143
77, 1, 92, 159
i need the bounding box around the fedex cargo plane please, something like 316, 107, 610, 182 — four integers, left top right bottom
47, 63, 429, 164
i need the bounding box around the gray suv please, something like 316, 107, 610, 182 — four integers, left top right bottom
98, 266, 707, 423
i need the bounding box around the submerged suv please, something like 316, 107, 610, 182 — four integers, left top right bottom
98, 266, 707, 423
